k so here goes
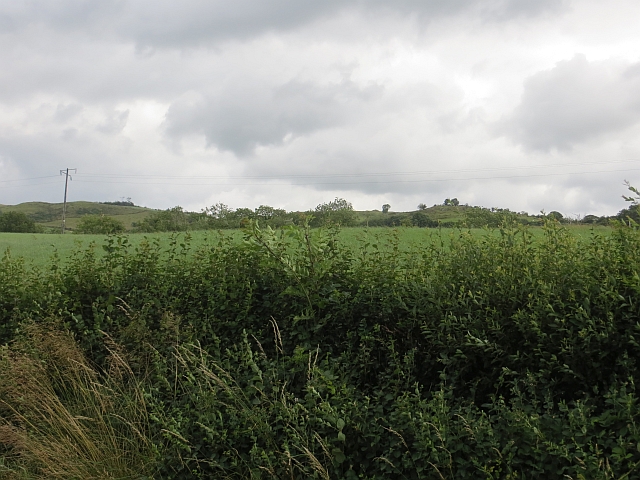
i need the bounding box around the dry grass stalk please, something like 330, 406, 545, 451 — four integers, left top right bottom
0, 321, 156, 479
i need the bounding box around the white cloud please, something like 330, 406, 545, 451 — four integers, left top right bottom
0, 0, 639, 217
501, 54, 640, 151
164, 78, 384, 155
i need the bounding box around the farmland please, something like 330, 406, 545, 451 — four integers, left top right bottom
0, 201, 155, 231
2, 219, 640, 478
0, 224, 612, 267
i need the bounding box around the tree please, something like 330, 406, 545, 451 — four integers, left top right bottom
412, 211, 437, 228
0, 211, 37, 233
205, 203, 233, 220
254, 205, 286, 221
312, 197, 357, 227
582, 215, 600, 224
134, 207, 189, 232
417, 203, 427, 211
75, 215, 125, 235
382, 204, 390, 214
547, 211, 564, 222
443, 198, 459, 206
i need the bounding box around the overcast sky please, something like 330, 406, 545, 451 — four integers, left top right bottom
1, 0, 640, 216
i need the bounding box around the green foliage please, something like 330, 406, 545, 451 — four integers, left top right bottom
464, 205, 525, 228
547, 210, 565, 222
133, 206, 194, 232
382, 204, 390, 213
101, 197, 134, 206
0, 211, 37, 233
311, 198, 357, 227
616, 205, 640, 226
623, 180, 640, 205
411, 211, 438, 227
74, 215, 126, 234
583, 214, 609, 225
2, 220, 640, 478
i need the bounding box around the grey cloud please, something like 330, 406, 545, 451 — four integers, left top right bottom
480, 0, 568, 20
164, 79, 383, 155
0, 0, 567, 48
502, 55, 640, 151
54, 103, 83, 122
96, 109, 129, 134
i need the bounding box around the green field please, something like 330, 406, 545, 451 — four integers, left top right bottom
0, 224, 612, 267
1, 220, 639, 478
0, 201, 156, 231
0, 230, 237, 266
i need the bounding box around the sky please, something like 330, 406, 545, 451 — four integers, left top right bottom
1, 0, 640, 217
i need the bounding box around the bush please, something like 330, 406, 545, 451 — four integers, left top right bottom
74, 215, 125, 234
3, 221, 640, 477
311, 198, 357, 227
411, 211, 438, 227
0, 211, 37, 233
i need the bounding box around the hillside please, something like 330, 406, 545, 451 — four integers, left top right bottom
0, 201, 156, 231
356, 204, 541, 227
0, 199, 562, 233
357, 205, 470, 223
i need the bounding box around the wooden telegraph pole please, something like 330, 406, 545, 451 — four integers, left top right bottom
60, 168, 77, 234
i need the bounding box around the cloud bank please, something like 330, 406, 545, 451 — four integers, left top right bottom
1, 0, 639, 217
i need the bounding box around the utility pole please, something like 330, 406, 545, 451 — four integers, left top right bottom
60, 168, 77, 234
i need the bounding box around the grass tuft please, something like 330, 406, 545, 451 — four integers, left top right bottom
0, 321, 156, 479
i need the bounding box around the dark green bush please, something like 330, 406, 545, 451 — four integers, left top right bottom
411, 211, 438, 227
0, 211, 38, 233
2, 221, 640, 478
74, 214, 125, 234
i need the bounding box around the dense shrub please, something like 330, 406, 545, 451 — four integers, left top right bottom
74, 214, 126, 234
411, 211, 438, 227
0, 211, 38, 233
310, 198, 357, 227
2, 221, 640, 478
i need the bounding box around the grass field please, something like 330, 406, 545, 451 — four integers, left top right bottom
0, 224, 612, 267
0, 201, 156, 231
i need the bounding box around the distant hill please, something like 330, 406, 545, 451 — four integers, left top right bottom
0, 201, 156, 231
0, 200, 575, 233
357, 205, 470, 225
356, 204, 542, 227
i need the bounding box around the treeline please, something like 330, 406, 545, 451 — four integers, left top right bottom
4, 197, 639, 235
129, 197, 360, 233
127, 203, 637, 233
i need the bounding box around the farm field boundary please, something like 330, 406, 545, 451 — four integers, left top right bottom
1, 221, 637, 478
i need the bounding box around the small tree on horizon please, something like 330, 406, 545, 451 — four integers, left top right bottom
382, 204, 390, 213
312, 197, 357, 227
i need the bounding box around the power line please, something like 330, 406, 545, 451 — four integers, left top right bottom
0, 175, 60, 184
73, 158, 639, 181
70, 166, 640, 187
0, 159, 636, 187
2, 180, 63, 188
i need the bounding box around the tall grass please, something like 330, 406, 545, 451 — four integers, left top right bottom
0, 322, 156, 479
